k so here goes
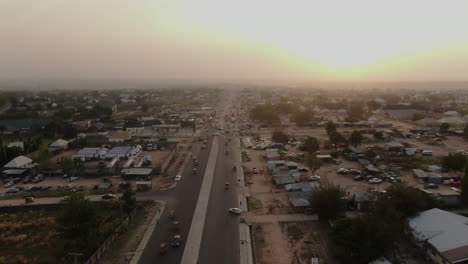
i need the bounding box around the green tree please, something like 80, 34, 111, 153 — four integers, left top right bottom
120, 188, 136, 214
293, 110, 314, 126
301, 136, 319, 153
325, 121, 337, 136
310, 185, 346, 220
329, 131, 346, 146
462, 165, 468, 205
440, 122, 450, 134
347, 101, 365, 121
250, 104, 281, 125
305, 154, 322, 174
373, 131, 384, 141
442, 153, 468, 171
412, 112, 425, 121
349, 131, 363, 147
57, 193, 99, 254
271, 130, 289, 144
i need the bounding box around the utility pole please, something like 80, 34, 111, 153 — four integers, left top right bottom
67, 252, 83, 264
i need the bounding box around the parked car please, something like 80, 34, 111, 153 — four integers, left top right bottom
228, 208, 242, 215
252, 168, 258, 174
60, 196, 71, 202
25, 197, 34, 203
424, 183, 439, 189
308, 176, 321, 181
101, 194, 115, 200
349, 169, 362, 175
368, 178, 382, 184
22, 176, 32, 184
337, 168, 349, 174
68, 177, 79, 182
6, 188, 19, 193
175, 175, 182, 182
354, 175, 364, 181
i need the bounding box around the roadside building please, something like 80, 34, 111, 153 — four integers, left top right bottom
3, 155, 34, 168
409, 208, 468, 264
121, 168, 153, 180
49, 139, 69, 151
125, 120, 144, 135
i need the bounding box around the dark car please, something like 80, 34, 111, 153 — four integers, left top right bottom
424, 183, 439, 189
101, 194, 116, 200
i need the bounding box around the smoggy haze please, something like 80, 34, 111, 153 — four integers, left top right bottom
1, 0, 468, 83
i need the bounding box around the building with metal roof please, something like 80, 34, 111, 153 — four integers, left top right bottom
409, 208, 468, 264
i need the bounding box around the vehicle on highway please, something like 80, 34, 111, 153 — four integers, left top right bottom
232, 166, 237, 172
201, 144, 207, 149
175, 175, 182, 182
25, 197, 34, 203
60, 196, 71, 202
228, 208, 242, 215
101, 194, 116, 200
193, 168, 197, 174
225, 182, 230, 189
6, 188, 19, 193
159, 243, 168, 255
252, 168, 258, 174
225, 150, 229, 155
171, 235, 183, 248
172, 221, 180, 231
169, 210, 176, 219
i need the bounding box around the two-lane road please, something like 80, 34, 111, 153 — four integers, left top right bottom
198, 134, 240, 264
138, 137, 214, 264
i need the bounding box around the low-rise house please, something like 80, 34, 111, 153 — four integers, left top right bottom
125, 120, 144, 135
288, 191, 314, 208
267, 160, 286, 170
49, 139, 69, 151
266, 148, 281, 160
285, 182, 321, 192
354, 192, 376, 211
7, 142, 24, 150
409, 208, 468, 264
3, 155, 34, 168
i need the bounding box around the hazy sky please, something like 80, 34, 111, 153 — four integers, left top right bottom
1, 0, 468, 83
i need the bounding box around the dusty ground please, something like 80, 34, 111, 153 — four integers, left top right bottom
253, 221, 336, 264
253, 223, 293, 264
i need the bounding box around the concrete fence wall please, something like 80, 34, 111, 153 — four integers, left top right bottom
83, 209, 137, 264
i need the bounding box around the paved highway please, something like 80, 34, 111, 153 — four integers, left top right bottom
137, 137, 214, 264
198, 134, 240, 264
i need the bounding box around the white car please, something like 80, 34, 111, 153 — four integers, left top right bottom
68, 177, 79, 182
228, 208, 242, 215
368, 178, 382, 184
308, 175, 321, 181
175, 175, 182, 182
337, 168, 349, 174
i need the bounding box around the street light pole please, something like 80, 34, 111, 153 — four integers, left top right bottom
67, 252, 83, 264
